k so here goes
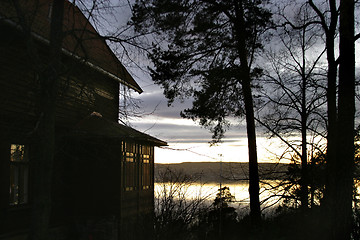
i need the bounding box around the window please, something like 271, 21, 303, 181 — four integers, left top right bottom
141, 146, 152, 190
124, 142, 137, 191
9, 144, 29, 206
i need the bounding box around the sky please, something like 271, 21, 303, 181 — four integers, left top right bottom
87, 1, 360, 164
128, 72, 293, 164
85, 1, 271, 164
87, 1, 294, 164
80, 1, 262, 164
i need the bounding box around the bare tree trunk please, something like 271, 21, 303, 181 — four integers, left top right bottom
29, 1, 64, 239
308, 0, 339, 236
324, 10, 338, 217
330, 0, 356, 238
308, 1, 338, 209
300, 94, 308, 210
300, 25, 309, 210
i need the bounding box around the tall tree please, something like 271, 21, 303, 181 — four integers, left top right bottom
131, 0, 272, 222
308, 0, 338, 215
331, 0, 356, 238
308, 0, 357, 238
260, 3, 327, 209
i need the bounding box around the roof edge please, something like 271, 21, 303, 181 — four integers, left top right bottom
68, 113, 167, 147
0, 15, 143, 94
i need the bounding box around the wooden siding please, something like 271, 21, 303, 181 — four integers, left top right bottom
0, 120, 156, 238
62, 139, 122, 217
0, 24, 120, 138
57, 139, 155, 219
0, 21, 156, 240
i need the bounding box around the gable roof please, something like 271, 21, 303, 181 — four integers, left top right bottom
69, 113, 167, 147
0, 0, 143, 93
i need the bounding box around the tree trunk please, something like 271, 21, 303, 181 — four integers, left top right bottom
29, 1, 64, 239
324, 22, 338, 214
242, 71, 261, 224
323, 44, 338, 238
300, 92, 308, 210
309, 0, 339, 235
330, 0, 356, 238
300, 29, 308, 209
234, 1, 261, 224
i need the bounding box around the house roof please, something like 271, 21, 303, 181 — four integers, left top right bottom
0, 0, 143, 93
69, 113, 167, 147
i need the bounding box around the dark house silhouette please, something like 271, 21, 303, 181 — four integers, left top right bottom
0, 1, 166, 239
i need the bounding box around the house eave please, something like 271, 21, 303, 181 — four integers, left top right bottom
0, 16, 143, 94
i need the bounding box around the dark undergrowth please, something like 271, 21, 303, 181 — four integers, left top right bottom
153, 206, 360, 240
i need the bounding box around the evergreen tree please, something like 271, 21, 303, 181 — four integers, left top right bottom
131, 0, 272, 223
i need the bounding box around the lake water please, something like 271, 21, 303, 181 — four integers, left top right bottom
155, 180, 296, 216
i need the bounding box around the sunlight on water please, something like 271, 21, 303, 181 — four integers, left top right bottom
155, 180, 291, 215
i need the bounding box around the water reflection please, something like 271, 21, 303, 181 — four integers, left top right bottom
155, 180, 290, 215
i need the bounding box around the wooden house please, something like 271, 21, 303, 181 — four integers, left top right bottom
0, 1, 166, 239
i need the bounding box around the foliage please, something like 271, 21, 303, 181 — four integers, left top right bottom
187, 186, 238, 240
213, 186, 235, 208
131, 0, 272, 142
131, 0, 273, 223
201, 187, 237, 239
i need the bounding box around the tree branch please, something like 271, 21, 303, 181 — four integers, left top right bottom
255, 117, 302, 159
355, 32, 360, 41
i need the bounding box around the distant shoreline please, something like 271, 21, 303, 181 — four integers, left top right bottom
155, 161, 289, 165
155, 162, 289, 183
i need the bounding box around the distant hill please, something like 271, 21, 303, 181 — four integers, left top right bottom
155, 162, 289, 183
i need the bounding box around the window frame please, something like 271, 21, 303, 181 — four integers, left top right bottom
141, 145, 152, 190
9, 144, 30, 206
123, 142, 137, 191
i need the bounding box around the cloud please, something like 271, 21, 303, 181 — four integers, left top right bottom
135, 88, 194, 120
132, 121, 211, 142
132, 119, 248, 143
130, 68, 249, 146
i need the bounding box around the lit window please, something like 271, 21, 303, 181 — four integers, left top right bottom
126, 152, 135, 162
141, 146, 151, 190
143, 154, 150, 164
9, 144, 29, 206
124, 142, 136, 191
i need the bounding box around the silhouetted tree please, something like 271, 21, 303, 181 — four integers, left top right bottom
260, 3, 327, 210
131, 0, 272, 224
331, 0, 356, 238
307, 0, 357, 238
198, 187, 237, 240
